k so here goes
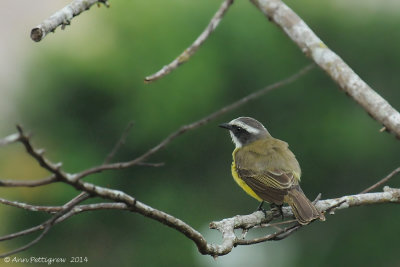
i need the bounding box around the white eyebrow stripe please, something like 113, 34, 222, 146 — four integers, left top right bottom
231, 120, 260, 134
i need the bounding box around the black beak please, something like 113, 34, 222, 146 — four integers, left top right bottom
219, 123, 232, 130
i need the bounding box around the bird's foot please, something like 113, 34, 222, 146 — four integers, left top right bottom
256, 201, 267, 218
270, 203, 284, 220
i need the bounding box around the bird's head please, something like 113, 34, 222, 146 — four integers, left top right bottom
219, 117, 271, 148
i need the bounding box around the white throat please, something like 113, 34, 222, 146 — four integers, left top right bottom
230, 131, 242, 148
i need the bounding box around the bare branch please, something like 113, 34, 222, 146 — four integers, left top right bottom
0, 198, 129, 215
0, 127, 209, 256
104, 121, 135, 164
323, 200, 346, 215
144, 0, 234, 82
0, 226, 52, 258
136, 162, 165, 167
361, 167, 400, 194
0, 175, 58, 187
64, 120, 137, 219
0, 198, 59, 213
236, 223, 302, 245
0, 193, 90, 257
0, 223, 47, 242
56, 202, 130, 220
7, 123, 399, 257
316, 187, 400, 212
53, 202, 129, 226
16, 125, 70, 180
62, 179, 211, 254
250, 0, 400, 138
257, 219, 297, 229
1, 160, 399, 257
205, 188, 400, 255
75, 64, 314, 180
0, 133, 20, 147
30, 0, 109, 42
267, 223, 302, 241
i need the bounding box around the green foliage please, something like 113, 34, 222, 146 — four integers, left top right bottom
6, 0, 400, 266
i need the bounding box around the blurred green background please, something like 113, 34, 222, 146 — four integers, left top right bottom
1, 0, 400, 266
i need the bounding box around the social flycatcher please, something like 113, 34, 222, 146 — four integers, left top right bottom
219, 117, 324, 225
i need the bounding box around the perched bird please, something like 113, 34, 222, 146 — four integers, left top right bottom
219, 117, 324, 225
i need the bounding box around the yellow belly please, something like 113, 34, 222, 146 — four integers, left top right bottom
231, 151, 262, 202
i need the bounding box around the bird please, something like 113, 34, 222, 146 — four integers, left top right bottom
219, 116, 324, 225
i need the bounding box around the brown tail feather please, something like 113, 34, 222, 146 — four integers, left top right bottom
285, 187, 325, 225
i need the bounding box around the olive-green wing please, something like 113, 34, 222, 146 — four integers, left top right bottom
237, 168, 295, 205
234, 138, 299, 205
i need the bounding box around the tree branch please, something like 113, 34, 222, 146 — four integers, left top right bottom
30, 0, 109, 42
206, 187, 400, 255
360, 167, 400, 194
1, 125, 399, 257
16, 125, 70, 180
0, 175, 58, 187
103, 121, 135, 164
0, 133, 20, 147
0, 193, 90, 257
0, 198, 60, 213
144, 0, 234, 83
0, 197, 129, 214
250, 0, 400, 138
236, 223, 302, 245
0, 226, 52, 258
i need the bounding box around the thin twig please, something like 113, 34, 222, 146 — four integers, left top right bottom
0, 193, 90, 257
323, 200, 347, 215
313, 193, 322, 204
0, 197, 131, 214
256, 219, 297, 228
0, 193, 90, 241
16, 125, 69, 180
136, 162, 165, 167
360, 167, 400, 194
0, 198, 59, 213
104, 121, 135, 164
0, 224, 46, 242
75, 64, 314, 180
54, 203, 130, 225
0, 133, 20, 147
270, 223, 302, 241
0, 226, 52, 258
60, 120, 136, 220
0, 175, 58, 187
144, 0, 234, 82
236, 223, 301, 245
